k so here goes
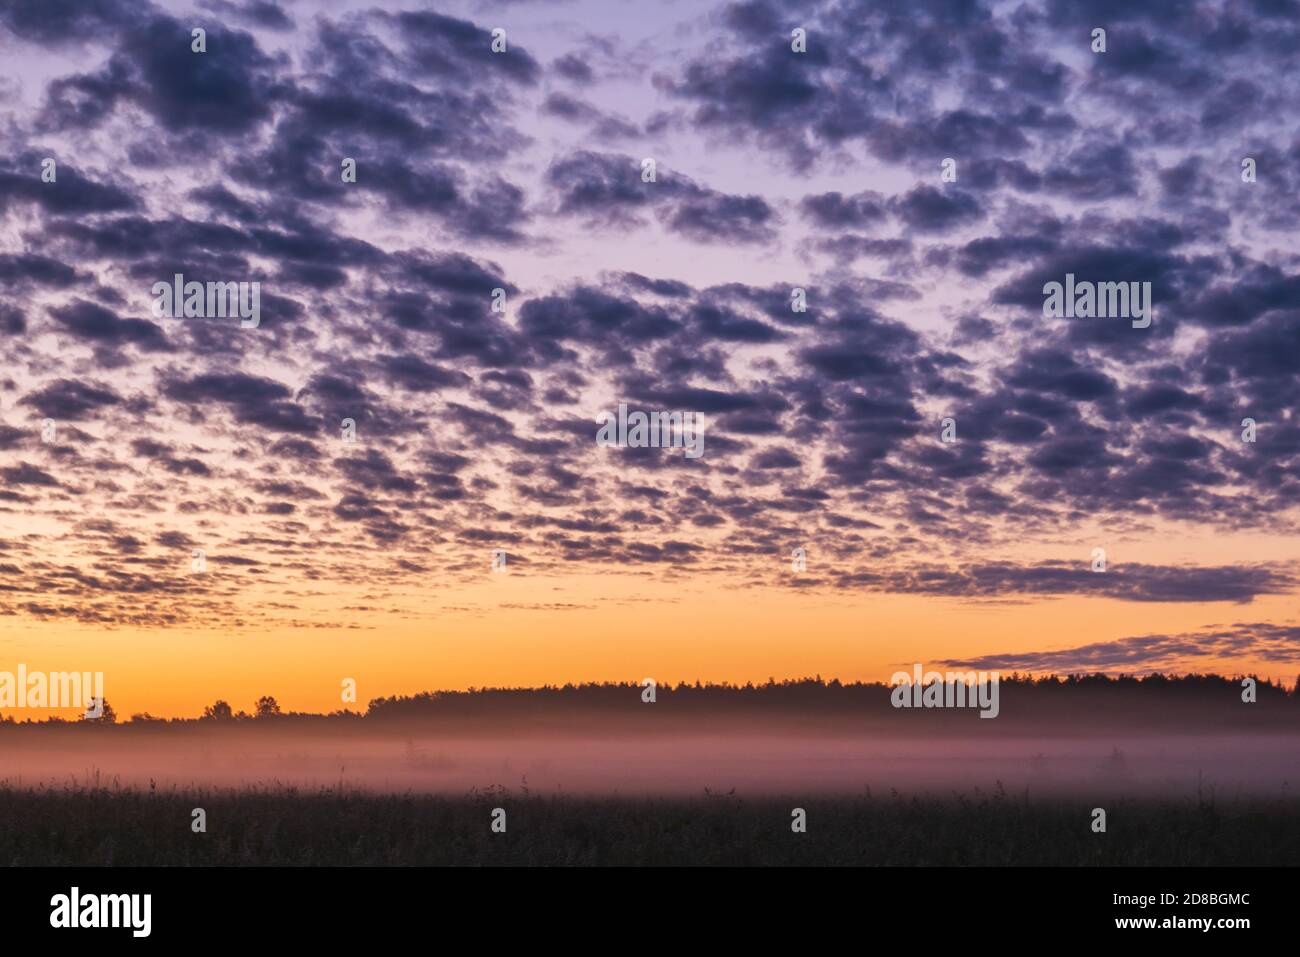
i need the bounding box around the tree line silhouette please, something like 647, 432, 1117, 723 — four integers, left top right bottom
1, 673, 1298, 730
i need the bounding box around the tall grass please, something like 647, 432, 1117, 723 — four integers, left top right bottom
1, 781, 1296, 866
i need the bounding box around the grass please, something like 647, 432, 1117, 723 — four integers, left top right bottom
1, 781, 1297, 865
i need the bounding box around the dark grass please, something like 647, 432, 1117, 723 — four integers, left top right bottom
2, 783, 1298, 865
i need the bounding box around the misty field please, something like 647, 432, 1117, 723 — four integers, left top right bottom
2, 783, 1298, 866
3, 679, 1297, 864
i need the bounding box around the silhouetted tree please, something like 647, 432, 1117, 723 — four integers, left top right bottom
203, 700, 234, 721
255, 695, 281, 718
85, 698, 116, 723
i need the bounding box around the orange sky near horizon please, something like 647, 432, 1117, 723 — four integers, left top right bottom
3, 555, 1297, 718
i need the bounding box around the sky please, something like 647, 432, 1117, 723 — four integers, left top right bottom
0, 0, 1299, 718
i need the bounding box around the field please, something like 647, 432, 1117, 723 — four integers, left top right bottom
3, 783, 1298, 866
4, 679, 1297, 865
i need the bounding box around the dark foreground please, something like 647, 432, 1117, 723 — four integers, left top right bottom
3, 785, 1298, 866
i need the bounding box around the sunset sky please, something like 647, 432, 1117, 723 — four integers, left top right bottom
1, 0, 1299, 718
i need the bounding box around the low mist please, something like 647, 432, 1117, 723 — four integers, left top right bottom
3, 724, 1296, 798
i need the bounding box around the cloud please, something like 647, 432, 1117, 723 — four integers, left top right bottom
546, 150, 778, 243
48, 299, 170, 351
19, 379, 123, 419
941, 621, 1300, 672
844, 561, 1294, 604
